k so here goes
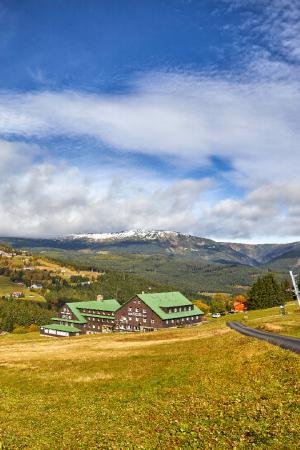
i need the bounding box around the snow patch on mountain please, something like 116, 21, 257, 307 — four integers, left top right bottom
68, 229, 187, 242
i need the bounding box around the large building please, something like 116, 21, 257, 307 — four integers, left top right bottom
115, 292, 203, 332
40, 292, 204, 337
40, 299, 121, 337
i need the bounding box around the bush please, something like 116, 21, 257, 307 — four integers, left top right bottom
12, 325, 28, 334
192, 300, 210, 314
27, 324, 39, 333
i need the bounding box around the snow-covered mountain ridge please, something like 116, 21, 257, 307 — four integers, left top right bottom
68, 229, 188, 242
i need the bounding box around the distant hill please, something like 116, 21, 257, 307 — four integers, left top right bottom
1, 230, 299, 269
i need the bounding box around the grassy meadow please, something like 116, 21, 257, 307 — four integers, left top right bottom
0, 305, 299, 449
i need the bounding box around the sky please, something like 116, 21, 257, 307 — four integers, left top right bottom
0, 0, 300, 242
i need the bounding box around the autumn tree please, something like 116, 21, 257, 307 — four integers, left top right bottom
233, 294, 247, 305
192, 300, 210, 314
210, 293, 232, 313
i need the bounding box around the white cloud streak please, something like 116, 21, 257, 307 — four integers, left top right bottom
0, 73, 300, 188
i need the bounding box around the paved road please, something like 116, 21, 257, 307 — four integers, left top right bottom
227, 321, 300, 355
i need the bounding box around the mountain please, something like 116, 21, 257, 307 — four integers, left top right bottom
1, 229, 299, 268
2, 230, 298, 295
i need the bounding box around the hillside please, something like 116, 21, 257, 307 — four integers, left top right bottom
0, 244, 175, 302
0, 303, 299, 449
43, 249, 265, 295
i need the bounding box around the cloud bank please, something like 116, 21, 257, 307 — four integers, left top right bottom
1, 0, 300, 242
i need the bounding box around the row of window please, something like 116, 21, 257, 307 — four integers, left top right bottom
167, 306, 193, 313
88, 317, 111, 323
61, 322, 75, 327
165, 316, 199, 324
127, 317, 155, 324
43, 328, 72, 336
81, 309, 113, 316
128, 307, 147, 313
84, 324, 101, 330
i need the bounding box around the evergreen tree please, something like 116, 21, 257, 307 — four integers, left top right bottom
247, 273, 284, 310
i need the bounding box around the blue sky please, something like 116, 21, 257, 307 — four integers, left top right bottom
0, 0, 300, 242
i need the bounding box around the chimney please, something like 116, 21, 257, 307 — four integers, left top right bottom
96, 294, 104, 301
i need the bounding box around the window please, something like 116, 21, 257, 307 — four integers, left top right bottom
135, 308, 139, 312
142, 309, 147, 314
171, 319, 174, 323
174, 308, 177, 312
151, 319, 155, 324
191, 317, 194, 321
129, 317, 132, 321
135, 317, 139, 322
143, 319, 147, 323
166, 320, 169, 324
196, 316, 199, 319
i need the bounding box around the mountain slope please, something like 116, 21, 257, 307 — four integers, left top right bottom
1, 230, 299, 268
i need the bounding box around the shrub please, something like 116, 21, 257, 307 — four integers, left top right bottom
12, 325, 28, 334
27, 324, 39, 333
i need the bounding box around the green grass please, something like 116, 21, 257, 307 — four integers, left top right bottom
0, 275, 45, 302
238, 301, 300, 338
209, 301, 300, 338
0, 306, 299, 449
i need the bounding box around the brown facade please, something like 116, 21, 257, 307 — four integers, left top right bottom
115, 296, 202, 331
115, 296, 161, 331
57, 304, 115, 334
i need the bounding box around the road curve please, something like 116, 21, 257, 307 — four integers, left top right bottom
227, 321, 300, 355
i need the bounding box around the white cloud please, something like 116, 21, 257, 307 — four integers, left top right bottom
199, 181, 300, 243
263, 0, 300, 62
0, 140, 212, 237
0, 140, 300, 242
1, 73, 300, 189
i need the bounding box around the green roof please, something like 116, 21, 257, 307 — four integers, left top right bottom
136, 291, 204, 320
70, 299, 120, 312
82, 314, 115, 320
51, 317, 82, 324
41, 324, 81, 333
65, 303, 87, 324
60, 299, 120, 325
45, 299, 120, 326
